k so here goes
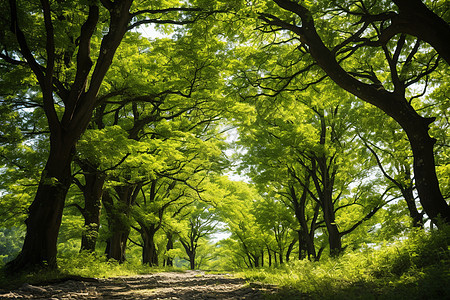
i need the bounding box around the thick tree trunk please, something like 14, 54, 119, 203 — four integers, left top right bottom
323, 210, 342, 257
105, 231, 129, 263
180, 240, 196, 270
6, 136, 74, 272
189, 253, 196, 270
6, 0, 134, 272
102, 190, 130, 263
327, 225, 342, 257
322, 193, 342, 257
79, 165, 105, 252
400, 115, 450, 225
142, 229, 158, 266
392, 0, 450, 65
302, 229, 317, 260
291, 184, 318, 260
252, 253, 260, 268
298, 230, 306, 260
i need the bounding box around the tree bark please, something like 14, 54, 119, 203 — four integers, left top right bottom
285, 236, 297, 262
6, 136, 74, 272
400, 114, 449, 225
79, 162, 105, 252
391, 0, 450, 65
142, 227, 158, 266
321, 179, 342, 257
180, 240, 196, 270
401, 183, 423, 228
165, 232, 174, 267
289, 183, 318, 260
316, 113, 342, 256
105, 231, 129, 263
261, 250, 264, 267
102, 189, 132, 263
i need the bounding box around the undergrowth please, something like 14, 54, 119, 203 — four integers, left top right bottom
239, 227, 450, 299
0, 251, 183, 289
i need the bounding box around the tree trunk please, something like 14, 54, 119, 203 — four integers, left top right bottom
400, 115, 450, 225
290, 184, 318, 260
180, 240, 196, 270
261, 250, 264, 267
102, 190, 130, 263
79, 163, 105, 252
5, 0, 133, 272
298, 230, 305, 260
323, 194, 342, 257
189, 253, 196, 270
401, 184, 423, 228
286, 237, 297, 263
105, 231, 128, 263
142, 229, 158, 266
165, 232, 174, 267
252, 253, 260, 268
392, 0, 450, 65
246, 253, 253, 268
6, 135, 74, 272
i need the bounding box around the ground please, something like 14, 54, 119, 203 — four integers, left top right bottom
0, 271, 291, 299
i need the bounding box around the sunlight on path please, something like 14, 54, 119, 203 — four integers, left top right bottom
0, 271, 280, 299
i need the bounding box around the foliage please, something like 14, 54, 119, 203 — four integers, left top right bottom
0, 227, 25, 264
239, 226, 450, 299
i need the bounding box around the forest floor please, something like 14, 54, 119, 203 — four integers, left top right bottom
0, 270, 301, 299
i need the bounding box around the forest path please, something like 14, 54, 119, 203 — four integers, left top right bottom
0, 270, 288, 299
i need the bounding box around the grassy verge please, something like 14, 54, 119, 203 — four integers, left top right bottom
0, 252, 183, 290
238, 227, 450, 299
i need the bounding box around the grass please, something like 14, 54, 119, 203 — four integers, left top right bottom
238, 227, 450, 299
0, 251, 184, 290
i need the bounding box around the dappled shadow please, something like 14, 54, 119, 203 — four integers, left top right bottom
0, 271, 292, 299
94, 272, 270, 299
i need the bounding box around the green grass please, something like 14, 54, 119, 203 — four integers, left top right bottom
238, 227, 450, 299
0, 251, 184, 290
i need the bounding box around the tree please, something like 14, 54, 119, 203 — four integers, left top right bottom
254, 195, 297, 264
356, 106, 424, 228
233, 77, 392, 257
257, 0, 450, 225
213, 178, 268, 268
179, 202, 217, 270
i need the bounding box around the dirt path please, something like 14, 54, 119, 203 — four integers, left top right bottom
0, 271, 283, 299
